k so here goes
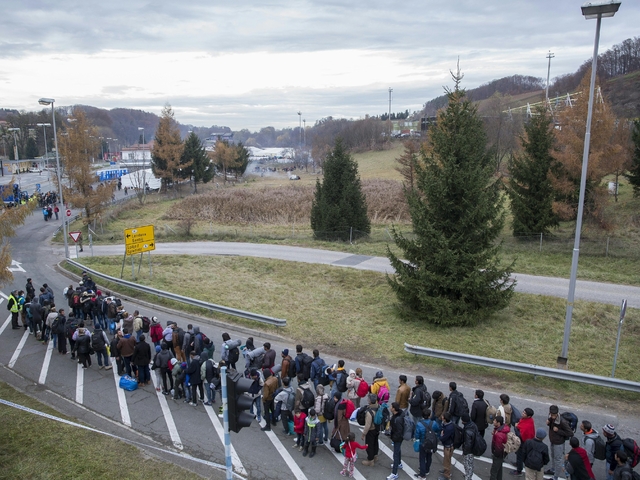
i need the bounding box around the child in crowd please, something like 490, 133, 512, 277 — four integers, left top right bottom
293, 409, 307, 451
340, 432, 367, 477
302, 408, 321, 458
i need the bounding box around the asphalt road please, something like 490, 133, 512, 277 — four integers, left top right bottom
78, 241, 640, 309
1, 211, 638, 480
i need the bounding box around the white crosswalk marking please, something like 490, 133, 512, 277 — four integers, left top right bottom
203, 403, 247, 477
8, 329, 30, 368
151, 372, 183, 450
76, 362, 84, 404
39, 340, 54, 384
111, 366, 132, 427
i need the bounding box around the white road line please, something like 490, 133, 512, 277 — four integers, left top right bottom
204, 404, 248, 477
433, 446, 483, 480
8, 328, 30, 368
111, 367, 131, 427
0, 314, 11, 336
377, 440, 419, 477
39, 340, 54, 384
322, 443, 367, 480
76, 362, 84, 404
151, 372, 183, 450
255, 418, 309, 480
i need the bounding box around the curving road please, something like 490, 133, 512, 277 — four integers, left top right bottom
76, 241, 640, 309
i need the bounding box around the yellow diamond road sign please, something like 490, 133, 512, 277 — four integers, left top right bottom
124, 225, 155, 245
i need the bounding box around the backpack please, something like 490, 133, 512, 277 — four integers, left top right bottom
377, 384, 390, 404
287, 358, 296, 379
632, 471, 640, 480
66, 319, 78, 340
510, 404, 522, 426
300, 387, 315, 410
452, 424, 464, 449
456, 395, 469, 417
374, 404, 390, 430
324, 397, 336, 421
91, 331, 106, 351
356, 378, 369, 397
285, 389, 295, 411
141, 316, 151, 333
423, 426, 438, 452
485, 400, 497, 425
200, 332, 209, 344
72, 294, 81, 307
473, 431, 488, 456
51, 316, 61, 333
318, 364, 330, 386
228, 346, 240, 365
356, 406, 370, 426
623, 438, 640, 468
561, 412, 578, 433
402, 410, 416, 441
336, 372, 347, 393
504, 430, 522, 454
593, 435, 607, 461
300, 354, 313, 380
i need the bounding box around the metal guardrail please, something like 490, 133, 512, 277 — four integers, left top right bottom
404, 343, 640, 393
65, 259, 287, 327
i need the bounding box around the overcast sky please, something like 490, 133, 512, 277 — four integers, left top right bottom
1, 1, 638, 131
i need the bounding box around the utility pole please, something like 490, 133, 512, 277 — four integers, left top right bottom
297, 111, 302, 149
388, 87, 393, 140
303, 119, 306, 147
546, 51, 555, 101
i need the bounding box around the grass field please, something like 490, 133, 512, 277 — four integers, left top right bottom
0, 382, 208, 479
77, 255, 640, 409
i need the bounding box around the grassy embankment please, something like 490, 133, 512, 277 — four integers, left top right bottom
0, 382, 208, 479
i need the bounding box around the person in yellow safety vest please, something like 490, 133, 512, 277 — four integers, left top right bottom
8, 291, 21, 329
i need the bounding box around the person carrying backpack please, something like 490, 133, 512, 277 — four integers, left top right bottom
330, 360, 347, 398
309, 349, 326, 389
461, 414, 483, 480
370, 371, 391, 404
388, 402, 404, 480
523, 428, 550, 480
91, 326, 111, 369
580, 420, 601, 466
275, 377, 295, 435
546, 405, 574, 480
447, 381, 469, 425
361, 393, 380, 467
414, 409, 437, 479
294, 373, 314, 414
314, 384, 329, 444
491, 415, 510, 480
346, 368, 363, 408
53, 309, 68, 354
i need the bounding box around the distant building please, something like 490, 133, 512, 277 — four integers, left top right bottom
121, 141, 153, 166
204, 132, 234, 148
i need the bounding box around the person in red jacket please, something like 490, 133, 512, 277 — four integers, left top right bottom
491, 415, 510, 480
512, 407, 536, 476
339, 432, 367, 477
293, 410, 307, 451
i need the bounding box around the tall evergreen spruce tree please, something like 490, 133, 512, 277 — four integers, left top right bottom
626, 119, 640, 197
387, 75, 514, 326
180, 132, 213, 193
310, 139, 370, 241
507, 107, 558, 235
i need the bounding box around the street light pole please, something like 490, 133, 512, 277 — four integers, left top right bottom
303, 119, 306, 147
559, 0, 621, 368
39, 98, 69, 259
297, 112, 302, 149
37, 123, 51, 168
388, 87, 393, 139
8, 128, 22, 189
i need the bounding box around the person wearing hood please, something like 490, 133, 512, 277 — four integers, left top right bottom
186, 350, 204, 406
248, 368, 264, 421
302, 408, 321, 458
117, 328, 137, 377
155, 343, 175, 395
221, 333, 242, 370
149, 316, 163, 347
192, 326, 204, 356
201, 353, 219, 406
91, 326, 110, 370
74, 327, 92, 368
314, 383, 329, 443
182, 324, 194, 365
409, 376, 430, 422
202, 336, 215, 361
346, 368, 363, 408
172, 360, 187, 400
370, 371, 390, 404
331, 392, 350, 448
523, 428, 550, 480
151, 345, 163, 391
132, 334, 152, 385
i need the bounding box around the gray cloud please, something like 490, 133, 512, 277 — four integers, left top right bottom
1, 0, 638, 131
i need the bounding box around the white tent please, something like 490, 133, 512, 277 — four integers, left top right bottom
119, 168, 162, 191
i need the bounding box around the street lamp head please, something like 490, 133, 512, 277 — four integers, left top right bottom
36, 123, 51, 127
38, 98, 55, 106
8, 128, 20, 132
138, 127, 144, 131
581, 0, 621, 19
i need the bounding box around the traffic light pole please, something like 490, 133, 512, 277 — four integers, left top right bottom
221, 366, 233, 480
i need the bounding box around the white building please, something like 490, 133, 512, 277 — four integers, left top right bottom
120, 141, 153, 165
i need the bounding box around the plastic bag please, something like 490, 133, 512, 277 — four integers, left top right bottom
119, 375, 138, 391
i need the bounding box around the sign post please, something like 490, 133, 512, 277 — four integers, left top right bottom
611, 299, 627, 378
123, 225, 155, 279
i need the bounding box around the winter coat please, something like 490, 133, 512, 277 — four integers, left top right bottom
155, 348, 174, 370
133, 316, 143, 333
517, 416, 536, 443
342, 440, 367, 459
133, 341, 152, 366
362, 403, 379, 436
548, 414, 573, 445
523, 438, 550, 471
606, 434, 624, 473
149, 323, 163, 343
462, 421, 479, 455
409, 384, 429, 419
117, 335, 136, 357
262, 349, 276, 370
389, 411, 404, 444
498, 404, 513, 425
441, 420, 455, 447
448, 390, 466, 417
314, 384, 328, 420
346, 370, 361, 400
396, 383, 411, 410
192, 326, 203, 355
294, 381, 313, 412
186, 355, 202, 384
565, 448, 595, 480
293, 412, 307, 434
470, 398, 489, 432
263, 375, 278, 402
492, 424, 510, 457
75, 333, 91, 354
613, 463, 634, 480
370, 377, 390, 399
432, 392, 449, 420
304, 416, 321, 444
280, 355, 293, 379
583, 429, 600, 465
109, 337, 120, 358
332, 404, 351, 443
